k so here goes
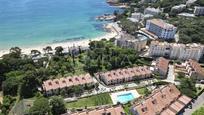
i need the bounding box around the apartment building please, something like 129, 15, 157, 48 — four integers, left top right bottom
144, 7, 161, 16
42, 74, 94, 95
171, 4, 186, 13
145, 19, 177, 39
149, 41, 204, 61
116, 33, 147, 52
99, 66, 152, 85
131, 84, 192, 115
194, 6, 204, 16
155, 57, 170, 77
68, 105, 125, 115
186, 59, 204, 80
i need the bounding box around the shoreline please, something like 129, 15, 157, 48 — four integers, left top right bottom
0, 23, 119, 57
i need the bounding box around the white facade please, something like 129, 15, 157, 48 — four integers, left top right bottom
144, 7, 161, 16
146, 19, 177, 39
149, 41, 204, 61
116, 33, 147, 52
171, 4, 186, 12
194, 6, 204, 16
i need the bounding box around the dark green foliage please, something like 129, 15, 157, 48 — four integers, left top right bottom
29, 97, 51, 115
153, 0, 186, 13
120, 19, 138, 34
50, 96, 66, 115
195, 0, 204, 6
2, 77, 19, 96
179, 78, 197, 98
85, 40, 139, 73
0, 95, 16, 115
169, 17, 204, 44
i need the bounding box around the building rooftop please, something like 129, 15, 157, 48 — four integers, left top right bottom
42, 73, 94, 91
68, 105, 125, 115
156, 57, 170, 74
147, 19, 176, 30
188, 59, 204, 77
100, 66, 152, 81
133, 84, 191, 115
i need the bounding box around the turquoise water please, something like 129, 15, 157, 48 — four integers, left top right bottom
0, 0, 119, 50
117, 93, 135, 104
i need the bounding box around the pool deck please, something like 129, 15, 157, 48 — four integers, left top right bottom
110, 90, 140, 104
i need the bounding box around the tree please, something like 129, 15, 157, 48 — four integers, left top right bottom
55, 46, 64, 56
29, 97, 51, 115
9, 47, 22, 58
31, 50, 41, 57
43, 46, 52, 54
120, 19, 138, 34
19, 71, 39, 98
0, 95, 16, 115
2, 77, 19, 96
179, 78, 196, 98
50, 96, 66, 115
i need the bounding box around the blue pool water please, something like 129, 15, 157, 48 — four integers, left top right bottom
0, 0, 119, 50
117, 93, 135, 104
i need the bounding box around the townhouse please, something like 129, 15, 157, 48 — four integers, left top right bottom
42, 74, 95, 95
155, 57, 170, 77
145, 19, 177, 40
131, 84, 192, 115
186, 59, 204, 80
99, 66, 152, 85
67, 105, 125, 115
149, 41, 204, 61
116, 33, 147, 52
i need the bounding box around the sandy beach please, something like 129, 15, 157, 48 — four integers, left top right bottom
0, 23, 120, 57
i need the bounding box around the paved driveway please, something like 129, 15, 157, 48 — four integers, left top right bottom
183, 92, 204, 115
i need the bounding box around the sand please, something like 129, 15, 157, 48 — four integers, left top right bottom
0, 23, 120, 57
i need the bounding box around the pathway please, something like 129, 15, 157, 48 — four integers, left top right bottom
183, 92, 204, 115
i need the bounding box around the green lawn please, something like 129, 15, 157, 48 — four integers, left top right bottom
192, 106, 204, 115
66, 93, 112, 109
136, 87, 149, 96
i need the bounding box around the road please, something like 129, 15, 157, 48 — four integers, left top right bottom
183, 92, 204, 115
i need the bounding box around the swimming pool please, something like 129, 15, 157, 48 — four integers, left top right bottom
116, 93, 135, 104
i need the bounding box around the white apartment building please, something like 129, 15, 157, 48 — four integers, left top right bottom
144, 7, 161, 16
145, 19, 177, 39
128, 12, 144, 22
194, 6, 204, 16
149, 41, 204, 61
116, 33, 147, 52
171, 4, 186, 13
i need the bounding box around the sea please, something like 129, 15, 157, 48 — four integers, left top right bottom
0, 0, 119, 50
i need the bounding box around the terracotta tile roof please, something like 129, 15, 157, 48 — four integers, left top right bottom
148, 19, 176, 30
42, 73, 94, 91
133, 84, 191, 115
100, 66, 152, 83
69, 105, 125, 115
188, 59, 204, 77
156, 57, 170, 75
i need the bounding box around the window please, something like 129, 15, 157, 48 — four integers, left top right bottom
141, 107, 148, 112
152, 99, 157, 104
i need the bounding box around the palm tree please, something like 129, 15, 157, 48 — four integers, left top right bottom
55, 46, 63, 56
43, 46, 52, 54
9, 47, 22, 58
31, 50, 41, 57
